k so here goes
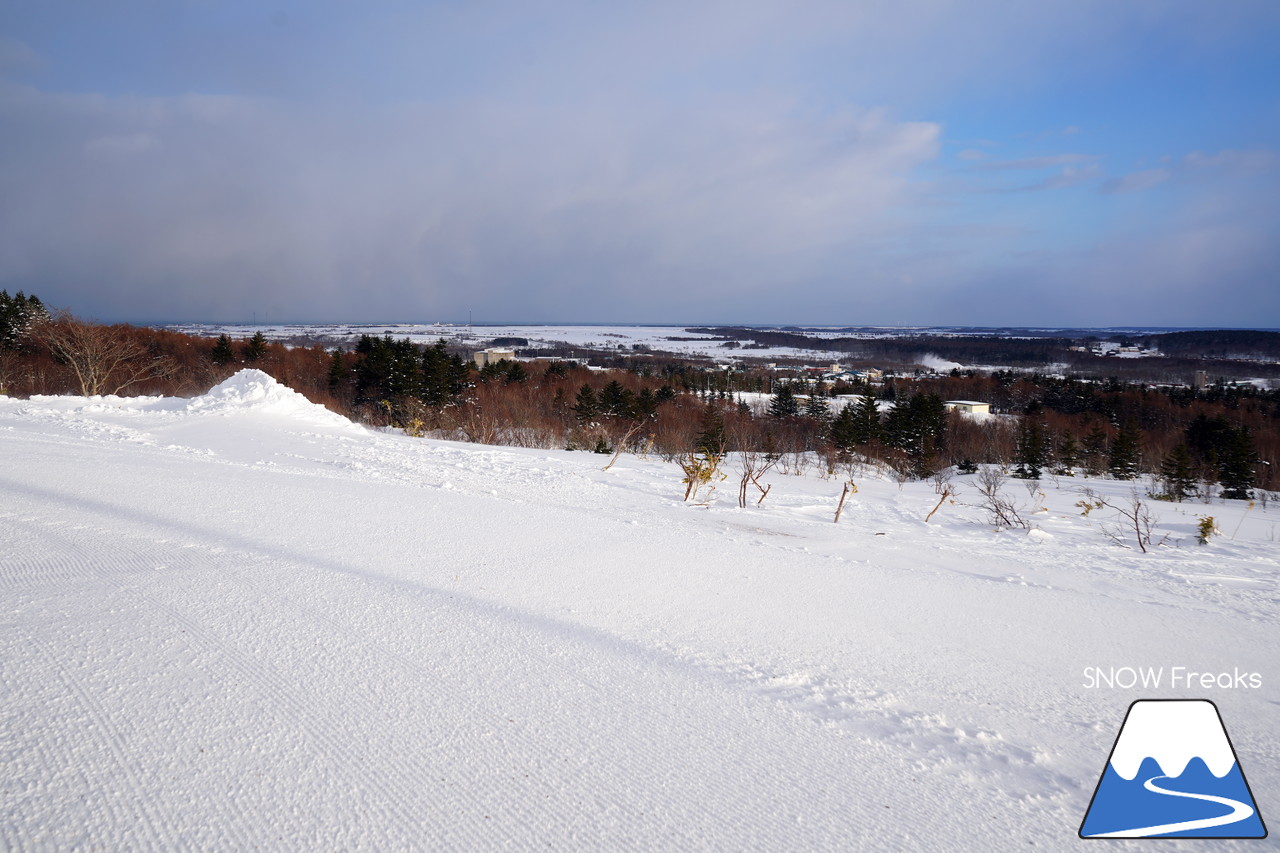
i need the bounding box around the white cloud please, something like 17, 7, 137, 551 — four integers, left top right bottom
1030, 163, 1103, 190
1103, 148, 1277, 194
1102, 168, 1170, 194
1183, 148, 1277, 174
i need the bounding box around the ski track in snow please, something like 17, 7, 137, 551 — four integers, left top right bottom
3, 375, 1278, 851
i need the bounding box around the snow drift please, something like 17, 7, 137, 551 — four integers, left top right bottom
183, 369, 356, 428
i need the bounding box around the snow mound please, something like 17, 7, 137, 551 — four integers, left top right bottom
185, 370, 355, 429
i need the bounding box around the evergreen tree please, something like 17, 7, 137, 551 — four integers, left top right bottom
696, 403, 726, 457
850, 394, 881, 446
478, 359, 507, 382
1218, 427, 1257, 500
882, 397, 913, 451
421, 341, 467, 406
598, 380, 633, 418
355, 335, 421, 403
1159, 444, 1197, 501
1082, 424, 1109, 475
1108, 422, 1141, 480
884, 393, 947, 477
830, 403, 858, 454
327, 348, 346, 393
1186, 414, 1234, 468
1053, 434, 1080, 476
1014, 406, 1046, 479
804, 393, 831, 422
211, 334, 236, 366
0, 290, 48, 349
504, 360, 528, 384
242, 331, 268, 362
768, 383, 799, 418
655, 385, 677, 404
573, 384, 598, 423
884, 395, 944, 454
634, 387, 659, 420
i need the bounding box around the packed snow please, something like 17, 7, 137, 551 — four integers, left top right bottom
3, 371, 1277, 850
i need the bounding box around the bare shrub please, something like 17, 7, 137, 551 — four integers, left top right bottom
737, 451, 777, 508
834, 481, 858, 522
457, 402, 500, 445
601, 421, 644, 471
678, 451, 726, 502
37, 312, 174, 396
925, 484, 956, 523
1080, 487, 1167, 553
0, 348, 19, 394
1023, 479, 1047, 513
973, 466, 1029, 529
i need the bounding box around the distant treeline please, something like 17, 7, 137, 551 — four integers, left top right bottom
1144, 329, 1280, 360
687, 326, 1280, 382
688, 327, 1074, 365
2, 299, 1275, 494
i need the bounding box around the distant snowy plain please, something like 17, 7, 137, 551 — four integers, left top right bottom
163, 322, 944, 363
3, 371, 1277, 850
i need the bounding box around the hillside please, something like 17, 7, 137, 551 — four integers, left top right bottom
2, 371, 1277, 850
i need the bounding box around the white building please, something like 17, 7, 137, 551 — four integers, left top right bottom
943, 400, 991, 415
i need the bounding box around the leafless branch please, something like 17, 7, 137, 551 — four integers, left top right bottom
37, 312, 174, 396
834, 481, 857, 523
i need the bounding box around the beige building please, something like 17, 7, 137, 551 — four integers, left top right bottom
473, 347, 516, 368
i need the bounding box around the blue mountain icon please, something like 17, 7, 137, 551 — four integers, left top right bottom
1080, 700, 1266, 838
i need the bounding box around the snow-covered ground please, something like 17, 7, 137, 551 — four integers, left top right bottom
165, 322, 842, 362
164, 322, 987, 365
3, 371, 1277, 851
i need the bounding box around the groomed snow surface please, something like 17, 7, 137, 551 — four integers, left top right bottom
3, 371, 1277, 851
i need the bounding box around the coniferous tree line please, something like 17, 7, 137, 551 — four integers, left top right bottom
0, 290, 48, 350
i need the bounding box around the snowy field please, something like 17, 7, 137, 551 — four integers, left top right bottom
3, 371, 1277, 850
165, 322, 840, 362
163, 322, 973, 363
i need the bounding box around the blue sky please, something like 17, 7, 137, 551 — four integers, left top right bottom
1, 1, 1277, 326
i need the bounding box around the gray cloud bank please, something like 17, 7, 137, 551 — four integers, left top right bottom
1, 0, 1278, 326
0, 82, 940, 322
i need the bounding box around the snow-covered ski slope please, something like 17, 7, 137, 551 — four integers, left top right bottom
3, 371, 1277, 851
